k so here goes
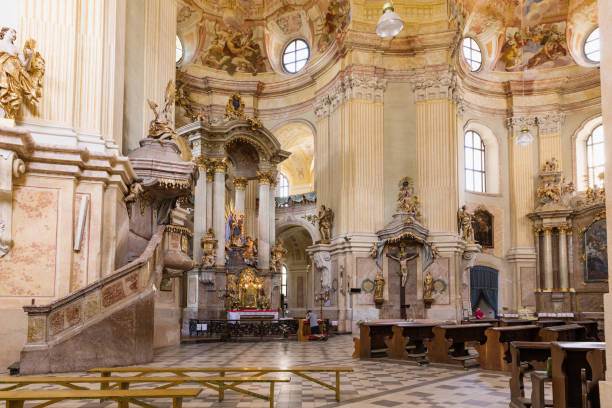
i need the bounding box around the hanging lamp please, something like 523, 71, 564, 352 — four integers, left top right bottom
514, 2, 534, 146
376, 2, 404, 38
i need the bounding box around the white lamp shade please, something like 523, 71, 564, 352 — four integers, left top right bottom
376, 9, 404, 38
515, 127, 534, 146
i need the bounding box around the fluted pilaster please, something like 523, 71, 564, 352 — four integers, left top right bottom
537, 112, 565, 170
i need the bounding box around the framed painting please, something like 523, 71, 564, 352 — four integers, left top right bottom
582, 217, 608, 282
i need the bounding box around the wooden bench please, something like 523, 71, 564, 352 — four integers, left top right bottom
550, 342, 605, 408
0, 388, 201, 408
359, 321, 404, 358
0, 376, 286, 408
536, 320, 566, 328
425, 323, 491, 367
508, 341, 552, 408
89, 365, 352, 402
462, 318, 499, 327
384, 323, 436, 361
573, 320, 600, 341
501, 318, 534, 327
539, 324, 587, 342
475, 325, 541, 371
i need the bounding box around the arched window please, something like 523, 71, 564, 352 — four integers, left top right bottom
281, 265, 287, 298
176, 35, 183, 63
465, 130, 486, 192
462, 37, 482, 72
584, 27, 600, 63
282, 39, 309, 74
586, 124, 605, 188
277, 173, 289, 198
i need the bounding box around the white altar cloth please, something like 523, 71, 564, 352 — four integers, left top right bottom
227, 310, 279, 320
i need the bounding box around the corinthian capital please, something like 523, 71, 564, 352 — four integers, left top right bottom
315, 73, 388, 117
506, 116, 537, 136
412, 69, 456, 102
536, 112, 565, 135
314, 97, 332, 119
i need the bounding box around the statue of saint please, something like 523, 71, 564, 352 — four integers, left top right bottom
315, 205, 334, 242
270, 238, 287, 273
423, 271, 434, 300
374, 269, 385, 304
147, 81, 177, 140
226, 274, 238, 309
0, 27, 45, 119
242, 236, 257, 266
457, 205, 475, 243
387, 244, 418, 287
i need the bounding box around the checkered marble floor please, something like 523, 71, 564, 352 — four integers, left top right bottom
6, 335, 553, 407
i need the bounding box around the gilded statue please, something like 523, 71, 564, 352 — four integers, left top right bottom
368, 242, 379, 259
0, 27, 45, 119
242, 236, 257, 266
542, 158, 559, 173
236, 268, 266, 309
226, 274, 239, 309
147, 81, 178, 140
397, 177, 421, 219
225, 210, 245, 247
374, 269, 385, 305
423, 271, 434, 300
387, 243, 418, 287
457, 205, 475, 243
270, 238, 288, 273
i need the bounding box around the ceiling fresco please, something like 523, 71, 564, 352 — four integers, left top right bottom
273, 122, 314, 194
451, 0, 598, 73
177, 0, 350, 76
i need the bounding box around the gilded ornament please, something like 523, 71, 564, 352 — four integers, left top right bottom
256, 171, 273, 185
0, 28, 45, 119
247, 117, 262, 130
200, 227, 217, 268
373, 269, 385, 305
225, 94, 246, 119
387, 243, 418, 287
423, 271, 434, 300
210, 158, 228, 173
457, 205, 475, 243
242, 236, 257, 266
270, 238, 288, 273
305, 205, 334, 243
233, 177, 248, 190
397, 177, 421, 220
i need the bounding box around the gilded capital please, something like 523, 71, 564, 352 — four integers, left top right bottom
533, 227, 542, 236
233, 177, 248, 190
558, 226, 572, 234
256, 171, 273, 185
542, 227, 553, 234
193, 155, 208, 170
210, 158, 228, 173
206, 168, 214, 182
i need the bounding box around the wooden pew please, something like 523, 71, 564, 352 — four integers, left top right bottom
500, 318, 534, 327
508, 341, 552, 408
0, 376, 287, 408
536, 320, 566, 328
384, 323, 436, 360
359, 321, 404, 358
539, 324, 587, 342
425, 323, 491, 367
90, 365, 352, 402
462, 318, 499, 327
573, 320, 600, 341
550, 342, 606, 408
475, 325, 541, 371
0, 388, 201, 408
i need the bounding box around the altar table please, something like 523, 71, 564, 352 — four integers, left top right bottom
227, 310, 279, 320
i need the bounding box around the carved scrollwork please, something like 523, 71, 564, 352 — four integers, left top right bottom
0, 149, 25, 257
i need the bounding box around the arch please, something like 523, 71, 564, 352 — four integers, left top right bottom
269, 118, 317, 137
463, 120, 500, 194
272, 120, 315, 195
276, 224, 313, 311
572, 115, 603, 191
276, 216, 317, 243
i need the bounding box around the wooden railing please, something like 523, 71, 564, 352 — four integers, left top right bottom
22, 226, 166, 346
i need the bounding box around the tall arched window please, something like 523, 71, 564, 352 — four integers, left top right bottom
587, 124, 605, 188
281, 265, 287, 298
277, 173, 289, 197
465, 130, 486, 193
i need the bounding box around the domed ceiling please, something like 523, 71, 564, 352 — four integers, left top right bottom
177, 0, 349, 76
451, 0, 598, 73
273, 122, 314, 195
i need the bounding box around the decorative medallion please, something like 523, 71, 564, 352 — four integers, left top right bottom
225, 94, 246, 120
361, 278, 375, 293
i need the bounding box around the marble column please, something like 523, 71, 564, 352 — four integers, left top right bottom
558, 226, 570, 290
233, 177, 247, 214
542, 227, 554, 290
192, 163, 207, 263
257, 172, 272, 270
269, 182, 276, 246
534, 228, 542, 289
212, 159, 227, 266
206, 168, 214, 230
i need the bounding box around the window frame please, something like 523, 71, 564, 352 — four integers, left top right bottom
464, 130, 486, 193
175, 35, 184, 64
462, 37, 483, 72
281, 264, 287, 298
282, 39, 310, 74
277, 173, 289, 198
584, 27, 600, 64
586, 124, 605, 188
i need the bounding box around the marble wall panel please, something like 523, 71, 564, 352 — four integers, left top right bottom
520, 267, 537, 307
356, 256, 377, 306
577, 293, 605, 312
429, 258, 450, 305
0, 187, 58, 297
102, 281, 126, 308
125, 271, 139, 293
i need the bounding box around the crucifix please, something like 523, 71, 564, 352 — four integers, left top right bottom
387, 243, 418, 319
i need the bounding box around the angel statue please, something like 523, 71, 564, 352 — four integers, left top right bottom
0, 27, 45, 119
457, 205, 475, 243
315, 205, 334, 243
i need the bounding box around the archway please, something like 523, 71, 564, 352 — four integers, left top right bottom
272, 122, 315, 195
277, 224, 314, 315
470, 266, 499, 318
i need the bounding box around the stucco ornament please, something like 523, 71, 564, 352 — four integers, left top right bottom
0, 148, 25, 257
0, 27, 45, 119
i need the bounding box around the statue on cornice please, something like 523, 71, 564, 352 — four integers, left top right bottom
147, 81, 178, 140
0, 27, 45, 119
311, 205, 334, 243
397, 177, 421, 220
270, 238, 288, 273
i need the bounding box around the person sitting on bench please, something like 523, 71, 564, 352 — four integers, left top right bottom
307, 310, 320, 334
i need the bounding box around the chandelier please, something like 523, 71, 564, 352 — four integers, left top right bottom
376, 2, 404, 38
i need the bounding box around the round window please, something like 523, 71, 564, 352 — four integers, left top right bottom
584, 27, 600, 63
176, 35, 183, 63
282, 39, 310, 74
